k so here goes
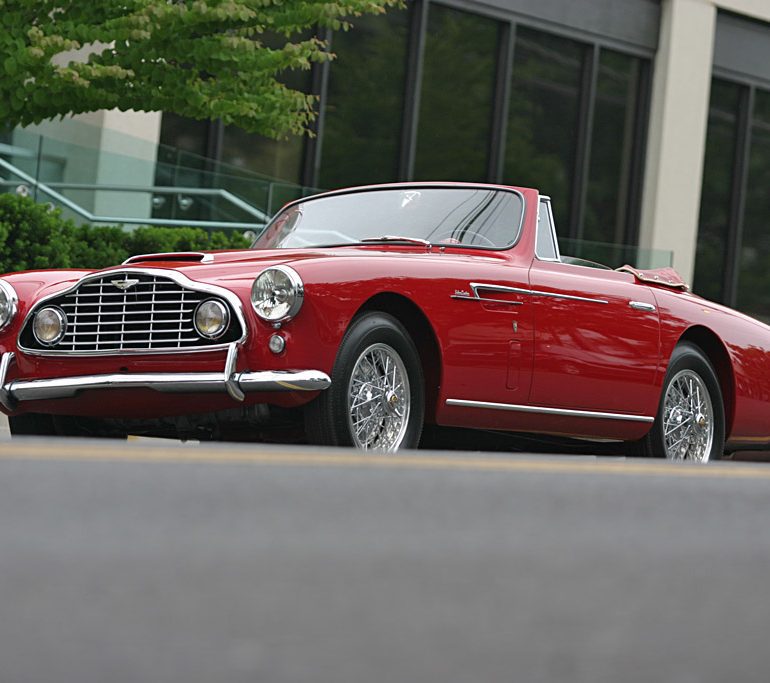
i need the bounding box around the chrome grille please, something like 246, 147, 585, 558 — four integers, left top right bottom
21, 272, 242, 353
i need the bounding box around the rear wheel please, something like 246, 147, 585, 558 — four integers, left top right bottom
631, 342, 724, 461
305, 312, 424, 451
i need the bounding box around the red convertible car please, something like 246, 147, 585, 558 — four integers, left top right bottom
0, 182, 766, 461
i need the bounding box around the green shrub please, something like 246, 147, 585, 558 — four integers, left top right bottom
70, 223, 131, 269
0, 194, 77, 271
0, 195, 252, 273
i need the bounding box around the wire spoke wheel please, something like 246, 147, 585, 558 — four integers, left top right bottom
662, 369, 714, 461
347, 343, 410, 452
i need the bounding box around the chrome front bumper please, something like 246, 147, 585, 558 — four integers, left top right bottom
0, 344, 331, 412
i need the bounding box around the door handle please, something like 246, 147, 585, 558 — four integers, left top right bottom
629, 301, 656, 312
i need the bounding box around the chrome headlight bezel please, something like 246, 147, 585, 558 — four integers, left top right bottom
193, 299, 230, 340
32, 306, 67, 346
0, 280, 18, 332
251, 266, 304, 323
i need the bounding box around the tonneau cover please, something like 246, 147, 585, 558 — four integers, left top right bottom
617, 265, 689, 291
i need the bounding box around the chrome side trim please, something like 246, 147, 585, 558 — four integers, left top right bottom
450, 282, 608, 306
1, 343, 330, 404
451, 295, 524, 306
451, 282, 527, 306
533, 290, 609, 305
629, 301, 656, 312
17, 267, 248, 357
445, 398, 655, 423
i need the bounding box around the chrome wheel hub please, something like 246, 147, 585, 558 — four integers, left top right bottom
662, 369, 714, 462
347, 343, 410, 452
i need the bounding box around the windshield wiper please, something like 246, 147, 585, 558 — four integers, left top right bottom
360, 235, 431, 247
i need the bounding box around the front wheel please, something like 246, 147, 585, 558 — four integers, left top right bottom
305, 312, 424, 452
633, 342, 725, 462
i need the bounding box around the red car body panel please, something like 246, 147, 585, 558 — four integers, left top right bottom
1, 182, 770, 450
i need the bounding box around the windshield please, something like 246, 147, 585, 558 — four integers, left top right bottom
251, 187, 525, 250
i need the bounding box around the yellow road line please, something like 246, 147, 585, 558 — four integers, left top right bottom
0, 441, 769, 479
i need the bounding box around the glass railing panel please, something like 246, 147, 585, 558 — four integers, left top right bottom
559, 237, 673, 271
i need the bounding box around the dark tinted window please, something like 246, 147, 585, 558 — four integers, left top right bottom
693, 79, 742, 304
503, 27, 586, 230
736, 88, 770, 320
584, 50, 645, 243
320, 12, 410, 188
413, 5, 500, 181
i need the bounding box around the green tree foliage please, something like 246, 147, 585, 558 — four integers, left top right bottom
0, 194, 249, 271
0, 0, 399, 137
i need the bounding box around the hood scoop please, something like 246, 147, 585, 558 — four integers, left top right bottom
123, 252, 213, 265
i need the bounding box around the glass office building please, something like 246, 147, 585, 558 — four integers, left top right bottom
7, 1, 770, 320
161, 0, 659, 259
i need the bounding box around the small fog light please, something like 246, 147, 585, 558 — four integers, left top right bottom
268, 334, 285, 354
33, 306, 66, 345
194, 299, 229, 339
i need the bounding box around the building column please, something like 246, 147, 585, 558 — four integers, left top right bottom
638, 0, 716, 284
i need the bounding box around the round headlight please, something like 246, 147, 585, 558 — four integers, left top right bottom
251, 266, 303, 322
0, 280, 18, 331
33, 306, 66, 345
194, 299, 230, 339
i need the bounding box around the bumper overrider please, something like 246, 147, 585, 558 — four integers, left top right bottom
0, 343, 331, 413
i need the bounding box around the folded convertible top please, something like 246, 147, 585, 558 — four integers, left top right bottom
617, 265, 689, 291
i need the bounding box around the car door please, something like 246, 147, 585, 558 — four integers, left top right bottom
440, 256, 535, 407
527, 199, 660, 417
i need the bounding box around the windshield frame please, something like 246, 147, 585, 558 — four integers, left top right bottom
250, 183, 528, 252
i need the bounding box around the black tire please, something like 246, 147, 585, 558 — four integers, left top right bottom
629, 342, 724, 461
305, 312, 424, 451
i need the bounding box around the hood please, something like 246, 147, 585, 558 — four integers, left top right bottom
106, 245, 468, 285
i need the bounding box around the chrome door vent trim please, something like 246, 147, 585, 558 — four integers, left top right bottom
446, 398, 655, 423
451, 282, 525, 306
450, 282, 608, 306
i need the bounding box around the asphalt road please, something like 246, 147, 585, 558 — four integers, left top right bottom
1, 440, 770, 683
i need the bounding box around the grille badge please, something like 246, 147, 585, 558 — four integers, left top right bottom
111, 278, 140, 291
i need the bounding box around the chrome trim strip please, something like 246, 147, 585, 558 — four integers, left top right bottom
533, 290, 609, 305
2, 342, 330, 403
451, 282, 526, 306
470, 283, 527, 296
451, 282, 607, 306
451, 295, 524, 306
445, 398, 655, 423
629, 301, 656, 312
17, 267, 248, 357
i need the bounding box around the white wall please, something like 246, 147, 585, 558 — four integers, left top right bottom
13, 110, 162, 222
